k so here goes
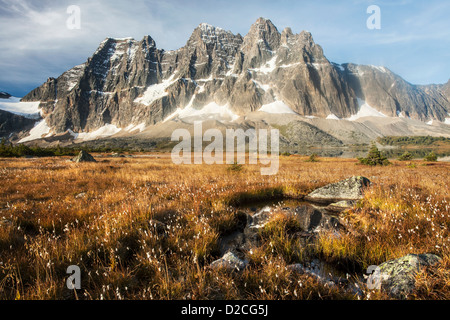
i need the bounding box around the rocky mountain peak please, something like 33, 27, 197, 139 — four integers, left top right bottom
243, 17, 280, 51
281, 27, 294, 45
176, 23, 243, 79
197, 22, 225, 34
240, 18, 281, 69
141, 35, 157, 48
187, 23, 238, 46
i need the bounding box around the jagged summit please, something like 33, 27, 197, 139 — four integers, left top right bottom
251, 17, 278, 31
8, 18, 449, 144
197, 22, 225, 33
242, 17, 280, 51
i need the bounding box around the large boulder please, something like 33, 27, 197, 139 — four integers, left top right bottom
72, 150, 96, 163
290, 205, 340, 232
306, 176, 371, 203
375, 253, 442, 299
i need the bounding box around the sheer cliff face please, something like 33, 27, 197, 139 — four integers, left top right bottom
0, 110, 35, 137
21, 18, 449, 135
443, 80, 450, 101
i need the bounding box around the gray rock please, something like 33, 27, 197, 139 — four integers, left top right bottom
247, 206, 273, 229
72, 150, 96, 163
286, 205, 340, 232
292, 206, 324, 231
306, 176, 371, 203
376, 253, 442, 299
210, 251, 248, 272
111, 152, 125, 158
326, 200, 356, 212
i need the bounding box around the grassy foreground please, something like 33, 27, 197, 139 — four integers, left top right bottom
0, 154, 448, 300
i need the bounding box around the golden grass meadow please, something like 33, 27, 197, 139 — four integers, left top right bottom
0, 154, 449, 300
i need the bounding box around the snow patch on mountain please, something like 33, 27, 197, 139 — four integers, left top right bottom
326, 114, 340, 120
347, 99, 387, 121
199, 23, 225, 34
63, 64, 86, 92
75, 124, 122, 141
113, 37, 134, 41
332, 63, 345, 72
311, 63, 327, 70
0, 96, 41, 119
134, 75, 176, 106
18, 119, 51, 143
279, 62, 301, 69
125, 122, 146, 133
258, 101, 297, 114
397, 110, 406, 118
253, 80, 271, 91
225, 63, 237, 77
371, 65, 387, 73
164, 101, 240, 122
250, 55, 277, 74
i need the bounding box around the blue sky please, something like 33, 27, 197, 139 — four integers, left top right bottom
1, 0, 450, 97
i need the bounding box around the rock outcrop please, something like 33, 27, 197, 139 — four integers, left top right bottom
289, 205, 340, 231
375, 253, 442, 299
306, 176, 371, 203
72, 150, 96, 162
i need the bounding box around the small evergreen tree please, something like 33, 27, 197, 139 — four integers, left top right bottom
305, 153, 319, 162
398, 151, 413, 161
423, 151, 438, 162
357, 143, 390, 166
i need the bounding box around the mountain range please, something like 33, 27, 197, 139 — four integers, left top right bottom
1, 18, 449, 148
